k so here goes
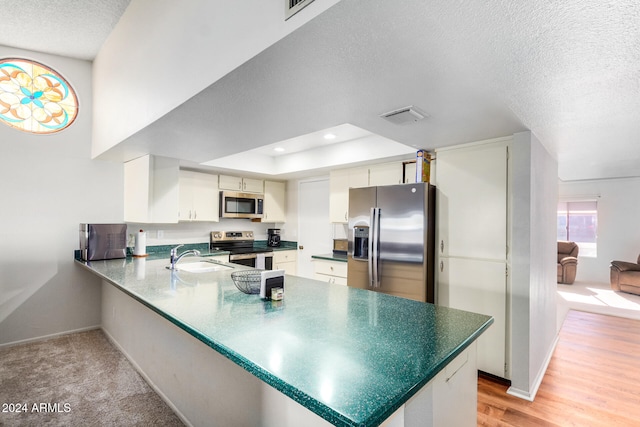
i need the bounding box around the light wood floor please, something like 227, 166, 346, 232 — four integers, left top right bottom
477, 310, 640, 426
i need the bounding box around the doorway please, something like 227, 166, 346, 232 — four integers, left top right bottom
297, 178, 332, 279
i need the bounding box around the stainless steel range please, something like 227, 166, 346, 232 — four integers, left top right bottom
210, 231, 273, 270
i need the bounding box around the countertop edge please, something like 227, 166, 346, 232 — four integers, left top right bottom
368, 316, 494, 425
76, 258, 493, 427
311, 253, 348, 262
75, 259, 354, 427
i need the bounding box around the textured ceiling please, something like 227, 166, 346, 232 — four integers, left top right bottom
0, 0, 130, 60
2, 0, 640, 181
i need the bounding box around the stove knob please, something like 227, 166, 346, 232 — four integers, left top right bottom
248, 232, 253, 238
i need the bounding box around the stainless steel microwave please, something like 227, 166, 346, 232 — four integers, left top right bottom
220, 191, 264, 219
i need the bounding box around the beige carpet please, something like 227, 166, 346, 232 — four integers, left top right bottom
0, 329, 184, 426
557, 280, 640, 329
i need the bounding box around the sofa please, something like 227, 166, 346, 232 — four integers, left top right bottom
610, 254, 640, 296
557, 241, 579, 284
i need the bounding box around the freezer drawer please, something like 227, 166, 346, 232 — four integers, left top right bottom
348, 257, 430, 302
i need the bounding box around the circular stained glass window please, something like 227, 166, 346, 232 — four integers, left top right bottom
0, 58, 78, 134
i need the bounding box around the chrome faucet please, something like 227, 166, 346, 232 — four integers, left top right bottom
169, 244, 201, 270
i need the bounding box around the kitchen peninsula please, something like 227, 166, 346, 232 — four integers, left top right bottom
77, 255, 492, 427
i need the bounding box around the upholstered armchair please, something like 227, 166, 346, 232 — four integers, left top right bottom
557, 241, 579, 284
610, 254, 640, 296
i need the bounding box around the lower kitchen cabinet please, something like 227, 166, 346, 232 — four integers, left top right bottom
273, 250, 297, 275
313, 259, 348, 285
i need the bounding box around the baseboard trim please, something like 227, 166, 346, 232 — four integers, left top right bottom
506, 333, 560, 401
100, 326, 193, 427
478, 370, 511, 386
0, 325, 101, 349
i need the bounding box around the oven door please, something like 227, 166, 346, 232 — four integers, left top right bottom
229, 253, 273, 270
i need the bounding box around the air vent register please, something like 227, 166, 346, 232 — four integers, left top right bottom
285, 0, 315, 20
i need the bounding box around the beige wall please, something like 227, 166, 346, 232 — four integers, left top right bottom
0, 46, 123, 346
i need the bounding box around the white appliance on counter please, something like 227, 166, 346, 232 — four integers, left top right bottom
347, 182, 436, 303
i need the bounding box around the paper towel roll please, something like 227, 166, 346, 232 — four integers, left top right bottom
133, 230, 147, 256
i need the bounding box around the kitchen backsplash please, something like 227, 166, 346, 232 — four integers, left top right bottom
126, 219, 291, 247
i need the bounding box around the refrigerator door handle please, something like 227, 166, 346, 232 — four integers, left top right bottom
371, 207, 381, 288
368, 208, 374, 287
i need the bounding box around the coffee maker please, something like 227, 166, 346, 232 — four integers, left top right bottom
267, 228, 281, 247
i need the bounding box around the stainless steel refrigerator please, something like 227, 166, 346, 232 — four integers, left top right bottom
347, 182, 436, 302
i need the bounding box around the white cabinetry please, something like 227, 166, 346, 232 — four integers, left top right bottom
313, 259, 348, 285
329, 169, 349, 223
124, 154, 179, 223
435, 139, 510, 379
368, 162, 404, 186
263, 180, 286, 223
402, 342, 478, 427
273, 250, 297, 275
178, 170, 219, 222
329, 162, 406, 223
403, 161, 417, 183
328, 166, 370, 223
219, 175, 264, 193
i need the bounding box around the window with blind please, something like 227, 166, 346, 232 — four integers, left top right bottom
285, 0, 315, 20
557, 200, 598, 257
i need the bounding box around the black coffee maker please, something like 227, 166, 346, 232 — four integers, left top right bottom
267, 228, 281, 247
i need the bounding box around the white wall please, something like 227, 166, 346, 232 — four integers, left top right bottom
92, 0, 341, 158
559, 176, 640, 283
0, 47, 123, 346
509, 131, 558, 399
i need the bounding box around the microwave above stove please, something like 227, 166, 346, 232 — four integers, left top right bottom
220, 191, 263, 219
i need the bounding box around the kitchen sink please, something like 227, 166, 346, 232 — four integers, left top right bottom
170, 261, 234, 273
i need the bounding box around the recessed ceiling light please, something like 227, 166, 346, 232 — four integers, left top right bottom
274, 147, 285, 152
324, 133, 336, 140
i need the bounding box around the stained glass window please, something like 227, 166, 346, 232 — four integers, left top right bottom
0, 58, 78, 134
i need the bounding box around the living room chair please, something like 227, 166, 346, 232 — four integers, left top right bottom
610, 254, 640, 296
557, 241, 579, 284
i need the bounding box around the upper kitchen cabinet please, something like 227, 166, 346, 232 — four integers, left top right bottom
219, 175, 264, 193
124, 155, 180, 223
329, 162, 406, 223
329, 168, 366, 223
403, 161, 417, 183
262, 180, 285, 223
178, 170, 219, 222
368, 162, 404, 186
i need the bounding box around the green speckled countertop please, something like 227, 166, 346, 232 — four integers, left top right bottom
312, 252, 348, 262
76, 256, 492, 427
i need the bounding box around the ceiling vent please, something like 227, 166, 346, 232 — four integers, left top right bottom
380, 106, 429, 125
285, 0, 316, 20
